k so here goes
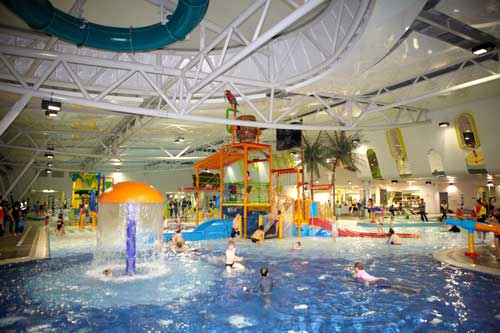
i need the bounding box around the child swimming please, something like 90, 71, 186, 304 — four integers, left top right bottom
292, 241, 302, 250
353, 262, 387, 285
226, 239, 244, 272
353, 262, 419, 296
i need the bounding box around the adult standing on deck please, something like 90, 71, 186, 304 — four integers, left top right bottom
419, 198, 428, 222
9, 202, 21, 236
439, 200, 448, 223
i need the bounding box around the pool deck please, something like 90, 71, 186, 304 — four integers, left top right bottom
433, 243, 500, 276
0, 221, 49, 266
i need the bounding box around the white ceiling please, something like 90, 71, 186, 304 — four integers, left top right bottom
0, 0, 499, 177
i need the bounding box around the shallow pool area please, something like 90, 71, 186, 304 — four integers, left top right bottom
1, 226, 500, 332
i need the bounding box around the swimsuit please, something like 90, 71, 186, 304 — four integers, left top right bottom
230, 228, 240, 238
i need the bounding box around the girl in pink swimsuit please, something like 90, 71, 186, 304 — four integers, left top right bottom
353, 262, 386, 285
353, 262, 420, 295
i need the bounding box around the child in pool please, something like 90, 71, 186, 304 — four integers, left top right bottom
231, 213, 241, 239
388, 216, 395, 234
103, 268, 112, 277
226, 239, 244, 272
44, 215, 50, 228
353, 262, 388, 285
244, 267, 273, 294
353, 262, 419, 296
250, 225, 265, 245
331, 216, 339, 241
292, 241, 302, 250
387, 229, 401, 245
376, 206, 385, 233
55, 214, 64, 236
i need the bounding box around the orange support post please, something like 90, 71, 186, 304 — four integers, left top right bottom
219, 148, 224, 219
268, 146, 273, 214
195, 168, 200, 226
243, 148, 249, 238
465, 232, 479, 257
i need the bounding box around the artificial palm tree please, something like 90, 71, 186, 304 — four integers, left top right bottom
321, 131, 362, 214
302, 132, 328, 201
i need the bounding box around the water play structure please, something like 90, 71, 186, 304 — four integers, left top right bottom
3, 0, 209, 52
98, 181, 164, 275
445, 219, 500, 257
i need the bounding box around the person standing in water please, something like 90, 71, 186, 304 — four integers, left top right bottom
231, 213, 241, 239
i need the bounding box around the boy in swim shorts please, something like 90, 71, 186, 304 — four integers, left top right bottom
226, 239, 244, 272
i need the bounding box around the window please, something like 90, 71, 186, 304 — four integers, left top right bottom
366, 149, 383, 179
386, 128, 411, 177
455, 113, 480, 150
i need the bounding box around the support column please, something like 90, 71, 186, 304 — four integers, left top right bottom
5, 152, 38, 195
219, 149, 224, 219
0, 94, 32, 136
268, 146, 273, 213
362, 180, 371, 218
243, 148, 248, 238
125, 203, 137, 275
195, 167, 200, 226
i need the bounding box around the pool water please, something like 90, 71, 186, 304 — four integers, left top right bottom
1, 226, 500, 332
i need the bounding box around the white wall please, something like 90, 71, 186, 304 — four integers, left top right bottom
359, 95, 500, 179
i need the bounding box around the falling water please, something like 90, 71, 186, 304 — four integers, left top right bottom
91, 202, 164, 278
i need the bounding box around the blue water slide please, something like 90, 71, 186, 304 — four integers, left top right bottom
3, 0, 209, 52
164, 219, 231, 242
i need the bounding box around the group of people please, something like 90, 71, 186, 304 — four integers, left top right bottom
0, 199, 26, 237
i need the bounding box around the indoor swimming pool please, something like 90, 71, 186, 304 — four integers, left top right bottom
1, 226, 499, 332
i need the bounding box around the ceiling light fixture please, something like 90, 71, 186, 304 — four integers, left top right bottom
45, 109, 58, 117
391, 180, 398, 183
178, 137, 185, 142
348, 181, 352, 185
425, 181, 432, 185
47, 162, 53, 167
45, 169, 52, 174
438, 122, 449, 127
42, 99, 61, 111
472, 42, 495, 55
449, 182, 454, 186
115, 167, 120, 172
174, 138, 180, 144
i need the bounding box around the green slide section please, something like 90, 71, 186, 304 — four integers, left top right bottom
3, 0, 209, 52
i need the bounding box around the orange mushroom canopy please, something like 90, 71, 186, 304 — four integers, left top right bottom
99, 181, 164, 204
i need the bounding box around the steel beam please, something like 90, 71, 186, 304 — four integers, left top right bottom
5, 152, 38, 195
18, 168, 42, 199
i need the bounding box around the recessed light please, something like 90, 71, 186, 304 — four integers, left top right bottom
45, 169, 52, 174
438, 122, 449, 127
115, 167, 120, 172
391, 180, 398, 183
47, 162, 53, 167
348, 181, 352, 185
